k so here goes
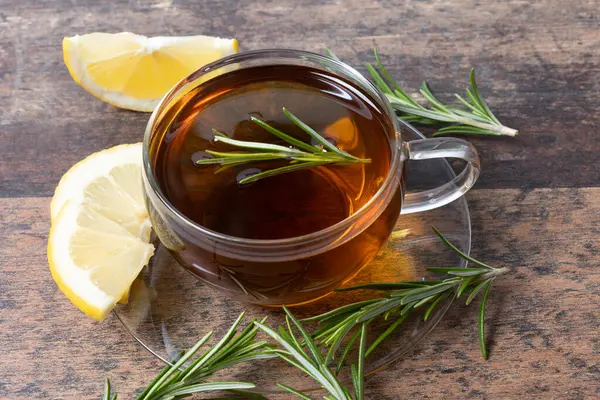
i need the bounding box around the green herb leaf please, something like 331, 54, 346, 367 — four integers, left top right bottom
365, 313, 409, 357
465, 279, 492, 306
277, 383, 314, 400
103, 378, 111, 400
162, 382, 256, 397
457, 276, 476, 298
479, 280, 493, 360
335, 282, 434, 292
399, 281, 459, 304
336, 328, 361, 374
431, 226, 495, 270
355, 323, 368, 400
427, 267, 490, 277
423, 293, 447, 321
325, 48, 340, 61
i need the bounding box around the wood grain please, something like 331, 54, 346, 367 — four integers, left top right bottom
1, 0, 599, 399
2, 0, 600, 196
2, 189, 599, 399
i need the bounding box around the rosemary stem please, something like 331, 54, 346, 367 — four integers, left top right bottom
390, 99, 517, 137
481, 267, 510, 280
451, 116, 518, 136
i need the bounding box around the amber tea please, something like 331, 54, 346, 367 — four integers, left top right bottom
149, 64, 402, 304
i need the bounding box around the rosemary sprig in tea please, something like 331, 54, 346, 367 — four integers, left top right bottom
102, 228, 508, 399
196, 107, 370, 184
366, 49, 518, 137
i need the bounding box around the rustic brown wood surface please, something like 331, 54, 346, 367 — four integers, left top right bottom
1, 0, 599, 399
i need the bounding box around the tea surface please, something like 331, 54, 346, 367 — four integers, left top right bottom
153, 65, 392, 239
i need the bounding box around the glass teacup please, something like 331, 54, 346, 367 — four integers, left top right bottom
142, 49, 480, 306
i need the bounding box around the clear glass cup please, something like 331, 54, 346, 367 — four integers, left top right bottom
142, 49, 480, 306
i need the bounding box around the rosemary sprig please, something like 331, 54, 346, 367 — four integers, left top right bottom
255, 307, 361, 400
364, 49, 518, 137
103, 312, 274, 400
196, 107, 370, 184
305, 227, 509, 364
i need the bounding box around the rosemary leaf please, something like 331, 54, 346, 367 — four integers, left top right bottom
212, 133, 303, 154
374, 49, 421, 108
335, 282, 433, 292
283, 108, 349, 157
465, 279, 493, 306
284, 307, 325, 364
431, 227, 495, 270
432, 126, 499, 137
302, 299, 380, 323
269, 350, 313, 377
324, 319, 361, 366
141, 330, 213, 398
160, 382, 256, 397
423, 293, 447, 321
366, 63, 393, 96
479, 281, 493, 360
400, 281, 459, 304
226, 389, 271, 399
238, 161, 326, 185
400, 301, 417, 315
365, 313, 409, 357
350, 364, 360, 400
355, 324, 368, 400
277, 383, 314, 400
427, 267, 490, 277
356, 297, 404, 322
103, 378, 111, 400
413, 295, 437, 309
336, 328, 362, 374
249, 117, 321, 154
182, 313, 247, 380
134, 365, 171, 400
457, 276, 476, 298
325, 47, 340, 61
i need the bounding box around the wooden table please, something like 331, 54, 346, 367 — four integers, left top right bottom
2, 0, 599, 398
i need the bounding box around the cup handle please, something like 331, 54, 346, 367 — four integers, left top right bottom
400, 137, 481, 215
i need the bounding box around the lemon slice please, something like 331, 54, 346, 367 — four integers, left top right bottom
48, 143, 154, 320
63, 32, 238, 111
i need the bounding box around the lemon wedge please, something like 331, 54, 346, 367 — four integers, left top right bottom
63, 32, 238, 111
48, 143, 154, 320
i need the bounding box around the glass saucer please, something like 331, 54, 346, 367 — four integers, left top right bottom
114, 120, 471, 393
